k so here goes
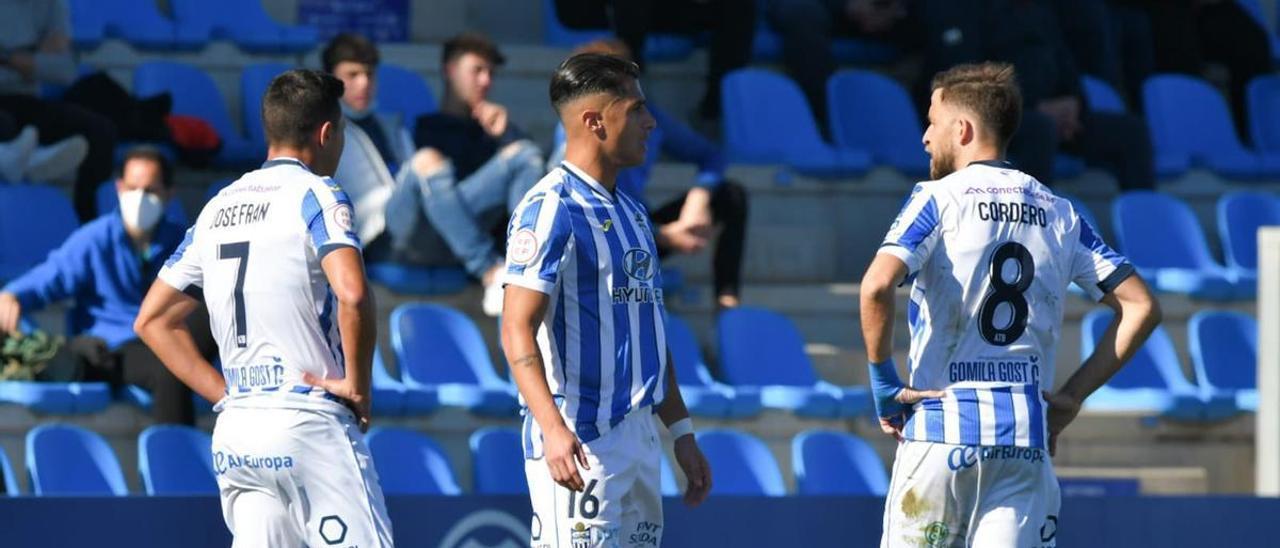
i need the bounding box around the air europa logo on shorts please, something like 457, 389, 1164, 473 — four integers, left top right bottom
947, 446, 1045, 471
212, 451, 295, 475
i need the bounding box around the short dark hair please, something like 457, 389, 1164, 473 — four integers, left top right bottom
321, 33, 380, 74
931, 62, 1023, 149
261, 69, 345, 148
549, 53, 641, 113
442, 32, 505, 68
121, 145, 173, 189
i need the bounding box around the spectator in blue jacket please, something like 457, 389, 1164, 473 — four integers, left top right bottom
551, 40, 750, 309
0, 147, 214, 424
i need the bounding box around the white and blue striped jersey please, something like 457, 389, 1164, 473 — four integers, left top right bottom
504, 162, 668, 447
880, 161, 1133, 449
159, 158, 361, 414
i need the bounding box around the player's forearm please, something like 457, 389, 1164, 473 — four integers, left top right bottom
656, 351, 690, 426
337, 293, 376, 397
1063, 296, 1161, 402
139, 324, 225, 403
503, 323, 568, 434
860, 282, 897, 363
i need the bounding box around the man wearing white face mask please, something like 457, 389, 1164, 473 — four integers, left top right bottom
0, 146, 216, 425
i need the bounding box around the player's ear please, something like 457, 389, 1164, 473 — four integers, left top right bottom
956, 116, 975, 147
318, 119, 335, 148
580, 108, 605, 139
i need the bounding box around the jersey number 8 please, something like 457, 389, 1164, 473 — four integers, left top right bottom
979, 241, 1034, 346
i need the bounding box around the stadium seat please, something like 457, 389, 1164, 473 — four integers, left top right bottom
1081, 309, 1234, 420
26, 424, 127, 496
138, 425, 217, 495
469, 427, 527, 495
792, 430, 888, 496
1081, 75, 1127, 114
826, 70, 929, 177
750, 0, 898, 64
696, 430, 786, 496
1217, 191, 1280, 289
717, 307, 869, 418
1113, 191, 1243, 300
392, 303, 520, 416
1143, 74, 1280, 179
133, 61, 262, 167
366, 428, 462, 495
0, 185, 79, 282
240, 63, 294, 148
541, 0, 696, 62
666, 314, 762, 418
0, 444, 17, 495
1247, 74, 1280, 153
170, 0, 318, 53
1189, 311, 1258, 412
369, 348, 408, 417
1238, 0, 1280, 63
94, 179, 189, 226
0, 381, 111, 414
366, 263, 469, 295
721, 69, 872, 178
67, 0, 186, 50
376, 64, 439, 135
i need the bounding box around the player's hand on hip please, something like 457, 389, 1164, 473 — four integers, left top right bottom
674, 434, 712, 507
544, 423, 589, 492
0, 292, 22, 335
1042, 390, 1082, 457
302, 372, 372, 432
877, 386, 945, 441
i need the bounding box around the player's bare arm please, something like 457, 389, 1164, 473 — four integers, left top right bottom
501, 284, 590, 492
860, 253, 945, 439
656, 350, 712, 506
135, 281, 226, 405
1044, 274, 1161, 455
304, 246, 376, 432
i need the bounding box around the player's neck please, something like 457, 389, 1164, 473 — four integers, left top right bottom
266, 146, 316, 170
563, 146, 618, 193
959, 145, 1004, 169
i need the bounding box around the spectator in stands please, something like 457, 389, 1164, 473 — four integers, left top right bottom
0, 121, 88, 184
1051, 0, 1154, 108
0, 147, 214, 425
767, 0, 916, 131
918, 0, 1154, 189
0, 0, 119, 222
322, 33, 414, 245
407, 33, 544, 316
551, 39, 750, 310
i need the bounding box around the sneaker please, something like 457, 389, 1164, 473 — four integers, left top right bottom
482, 277, 505, 317
0, 126, 37, 182
25, 135, 88, 184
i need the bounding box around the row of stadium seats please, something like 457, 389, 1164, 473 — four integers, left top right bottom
3, 424, 889, 497
68, 0, 317, 52
722, 67, 1280, 182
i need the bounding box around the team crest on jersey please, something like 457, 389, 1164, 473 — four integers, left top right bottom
510, 229, 539, 265
328, 203, 353, 232
622, 248, 655, 281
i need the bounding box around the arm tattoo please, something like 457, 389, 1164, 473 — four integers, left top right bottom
512, 354, 542, 369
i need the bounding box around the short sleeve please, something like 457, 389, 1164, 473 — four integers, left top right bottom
302, 177, 361, 259
158, 225, 203, 294
503, 191, 573, 295
1070, 214, 1135, 301
878, 183, 944, 277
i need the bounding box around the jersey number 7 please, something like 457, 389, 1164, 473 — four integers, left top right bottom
219, 241, 251, 348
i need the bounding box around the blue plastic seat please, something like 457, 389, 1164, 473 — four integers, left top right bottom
1189, 311, 1258, 412
721, 69, 871, 178
373, 347, 439, 415
751, 0, 898, 65
827, 70, 928, 177
94, 179, 189, 225
1238, 0, 1280, 62
138, 425, 216, 495
1247, 74, 1280, 153
133, 61, 262, 167
376, 64, 439, 135
696, 430, 785, 496
0, 381, 111, 414
0, 185, 80, 282
470, 427, 527, 495
240, 63, 294, 149
1081, 309, 1233, 420
393, 303, 519, 416
792, 430, 888, 496
170, 0, 318, 53
26, 424, 127, 495
366, 263, 469, 295
1143, 74, 1280, 179
368, 348, 406, 417
1217, 191, 1280, 289
541, 0, 696, 62
718, 307, 868, 418
666, 314, 761, 418
1082, 75, 1127, 114
365, 428, 462, 495
1113, 191, 1242, 300
67, 0, 185, 50
0, 444, 17, 495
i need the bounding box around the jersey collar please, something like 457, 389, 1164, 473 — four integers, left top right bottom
968, 159, 1015, 169
560, 161, 614, 202
261, 157, 312, 172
